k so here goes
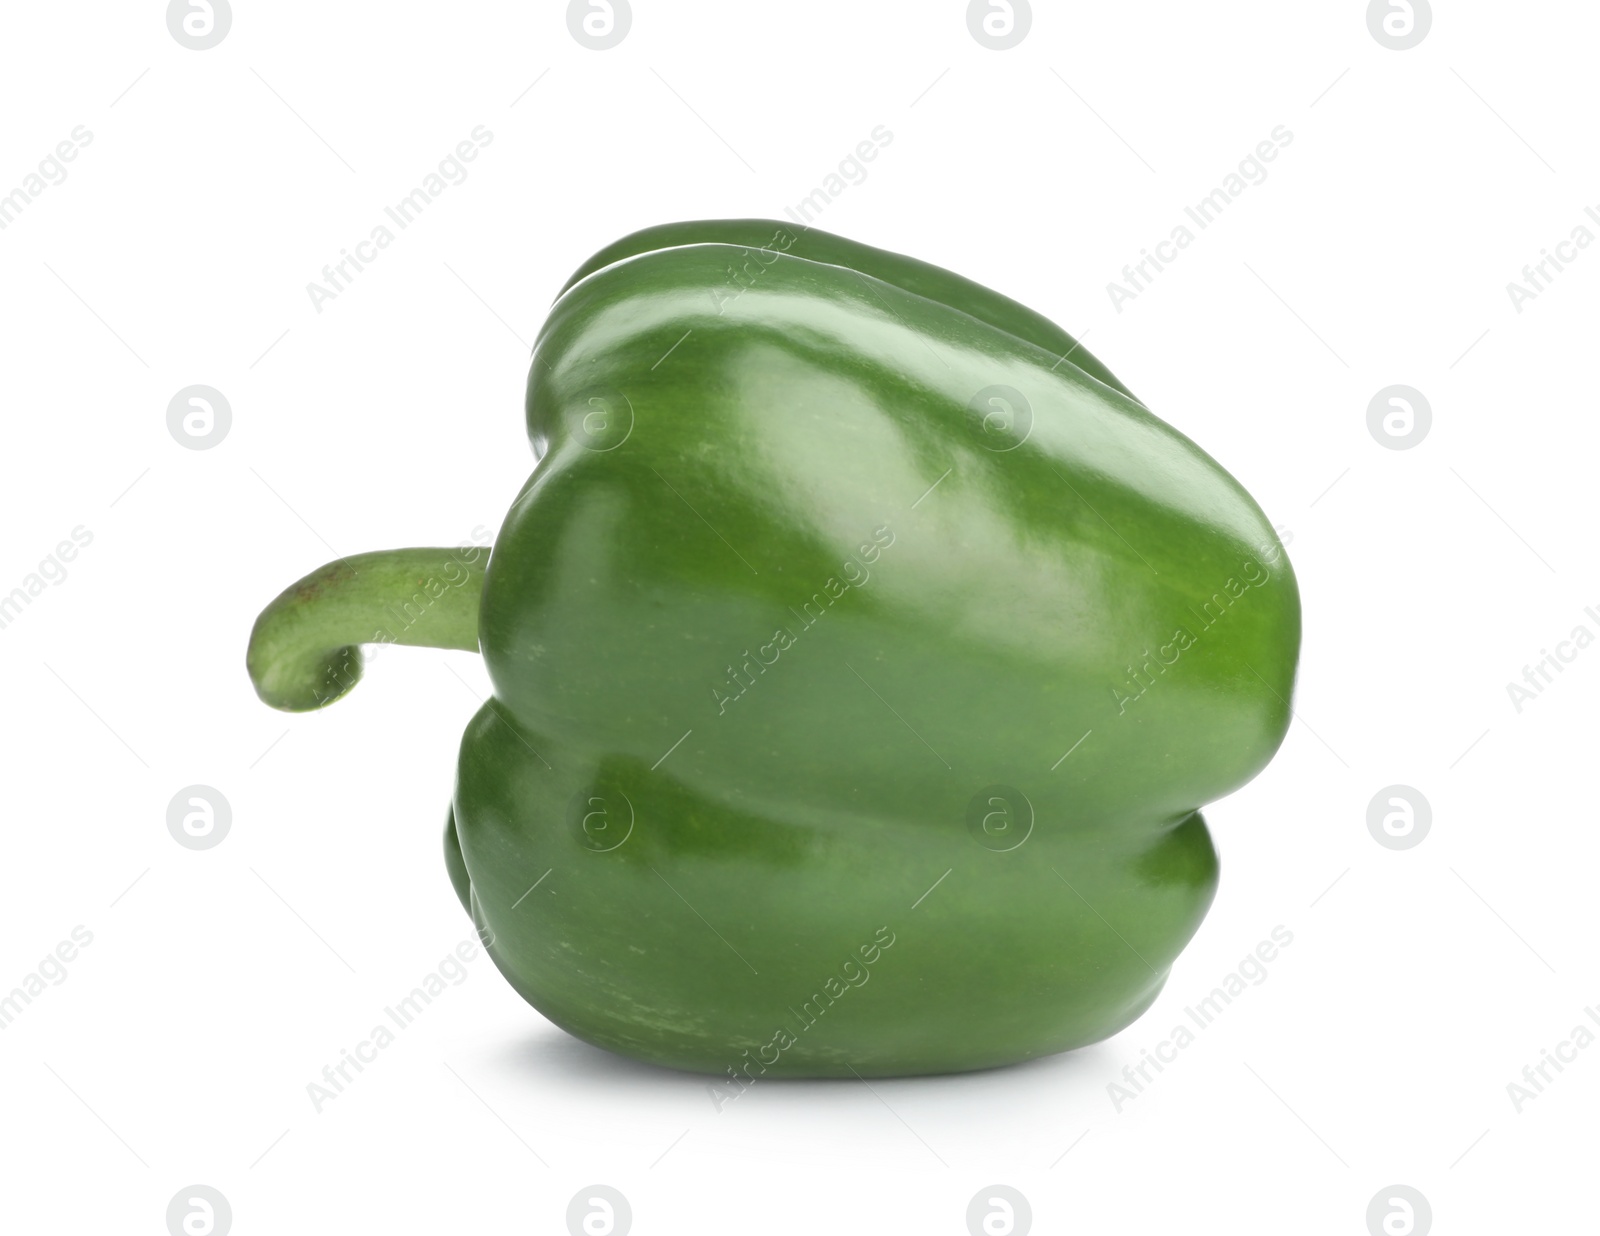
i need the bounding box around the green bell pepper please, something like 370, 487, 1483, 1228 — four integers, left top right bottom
248, 220, 1300, 1080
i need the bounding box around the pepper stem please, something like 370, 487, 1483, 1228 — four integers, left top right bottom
247, 547, 486, 712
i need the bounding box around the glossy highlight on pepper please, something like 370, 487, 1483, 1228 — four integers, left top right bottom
248, 220, 1301, 1078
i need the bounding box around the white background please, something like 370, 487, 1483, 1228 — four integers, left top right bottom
1, 1, 1594, 1232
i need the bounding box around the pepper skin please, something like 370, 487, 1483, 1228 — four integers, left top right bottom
248, 220, 1300, 1079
